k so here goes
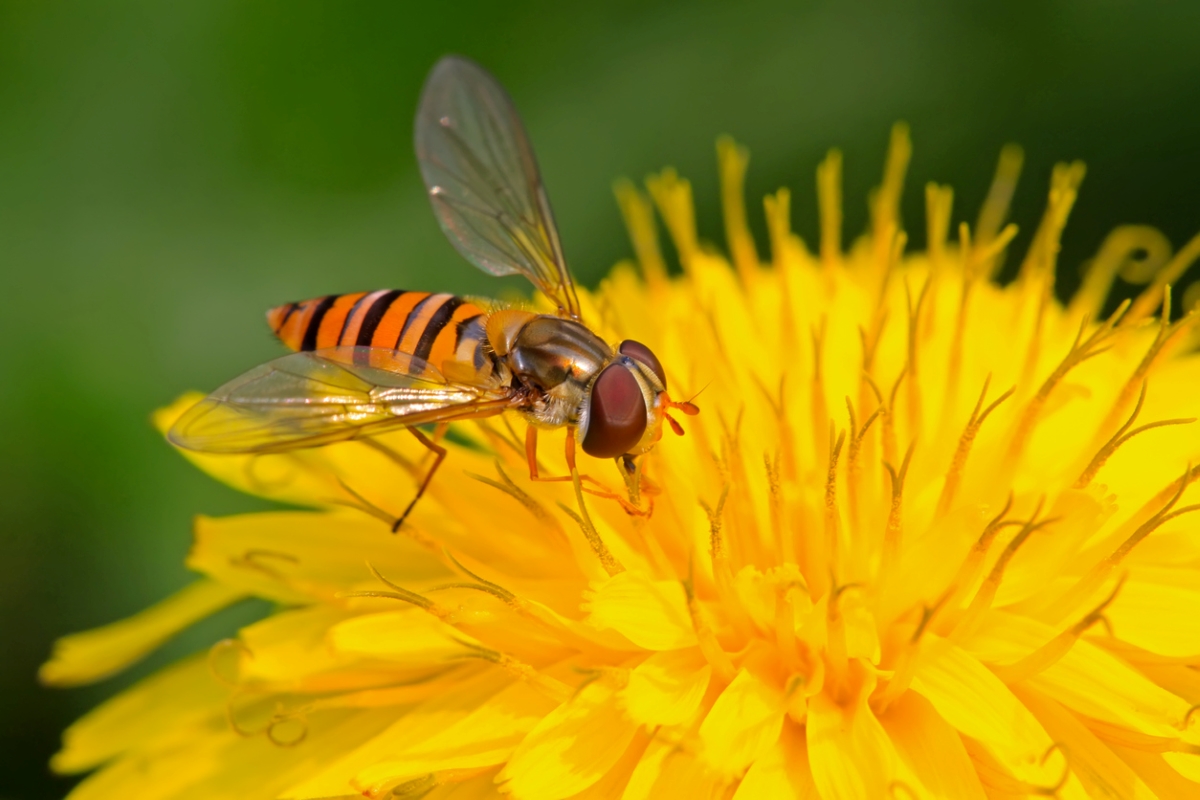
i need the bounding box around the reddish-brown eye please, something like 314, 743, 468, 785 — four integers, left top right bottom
582, 364, 648, 458
618, 339, 667, 390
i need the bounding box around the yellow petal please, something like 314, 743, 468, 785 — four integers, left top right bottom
352, 679, 556, 791
282, 669, 511, 798
878, 692, 987, 800
732, 723, 818, 799
1162, 752, 1200, 784
51, 654, 225, 774
807, 666, 895, 799
566, 729, 652, 800
620, 648, 711, 727
40, 578, 246, 687
1137, 661, 1200, 705
841, 593, 882, 663
910, 635, 1058, 787
1029, 637, 1188, 738
1016, 686, 1156, 800
621, 739, 673, 800
1106, 571, 1200, 658
236, 605, 354, 681
328, 608, 479, 665
698, 667, 785, 778
583, 571, 696, 650
1110, 743, 1200, 800
497, 682, 639, 800
66, 724, 229, 800
622, 739, 722, 800
394, 770, 500, 800
511, 590, 648, 654
995, 488, 1112, 607
70, 708, 397, 800
189, 510, 449, 603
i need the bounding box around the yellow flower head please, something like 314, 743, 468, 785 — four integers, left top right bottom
44, 125, 1200, 799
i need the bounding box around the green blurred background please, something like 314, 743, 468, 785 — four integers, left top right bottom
3, 1, 1200, 796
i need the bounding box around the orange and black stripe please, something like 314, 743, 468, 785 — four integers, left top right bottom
266, 290, 490, 372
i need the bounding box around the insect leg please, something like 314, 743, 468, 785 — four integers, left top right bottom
522, 425, 651, 516
566, 428, 652, 518
564, 426, 578, 472
525, 425, 542, 480
524, 425, 601, 486
392, 427, 448, 533
523, 424, 583, 482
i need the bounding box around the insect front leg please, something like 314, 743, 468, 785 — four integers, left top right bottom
392, 427, 448, 533
524, 425, 588, 483
525, 426, 651, 517
523, 426, 606, 487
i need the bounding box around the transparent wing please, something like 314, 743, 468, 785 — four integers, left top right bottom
168, 347, 515, 454
415, 55, 581, 320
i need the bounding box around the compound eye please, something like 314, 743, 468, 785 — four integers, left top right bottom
582, 364, 648, 458
618, 339, 667, 390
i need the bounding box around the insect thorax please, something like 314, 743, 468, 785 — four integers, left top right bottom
504, 315, 612, 428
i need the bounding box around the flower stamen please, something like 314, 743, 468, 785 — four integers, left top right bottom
874, 591, 950, 714
614, 179, 667, 289
266, 715, 308, 748
936, 493, 1020, 632
1100, 286, 1198, 439
877, 366, 907, 470
925, 183, 954, 275
1042, 463, 1198, 624
557, 496, 624, 576
811, 318, 830, 465
1005, 300, 1130, 472
467, 461, 554, 525
1128, 231, 1200, 323
1075, 381, 1196, 488
817, 149, 842, 274
991, 574, 1126, 684
228, 548, 299, 581
332, 478, 438, 549
338, 563, 444, 615
1070, 225, 1172, 320
937, 376, 1015, 516
869, 123, 912, 269
444, 638, 572, 702
974, 144, 1024, 276
717, 136, 760, 284
1027, 742, 1071, 797
1183, 704, 1200, 731
207, 638, 251, 686
701, 484, 732, 563
882, 438, 916, 570
952, 499, 1057, 641
816, 426, 847, 595
646, 168, 699, 273
905, 276, 931, 436
945, 222, 973, 402
845, 396, 883, 536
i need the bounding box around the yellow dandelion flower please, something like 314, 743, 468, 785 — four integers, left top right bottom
43, 122, 1200, 799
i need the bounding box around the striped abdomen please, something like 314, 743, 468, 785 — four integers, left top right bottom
267, 290, 491, 373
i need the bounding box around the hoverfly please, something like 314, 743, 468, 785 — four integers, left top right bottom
169, 55, 697, 529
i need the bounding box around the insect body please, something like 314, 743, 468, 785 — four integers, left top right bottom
169, 56, 696, 526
